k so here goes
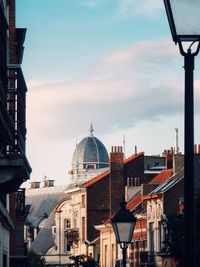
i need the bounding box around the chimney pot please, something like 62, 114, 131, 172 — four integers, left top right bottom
30, 181, 40, 189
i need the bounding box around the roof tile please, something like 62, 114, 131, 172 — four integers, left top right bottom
124, 152, 144, 164
149, 169, 173, 185
81, 170, 110, 188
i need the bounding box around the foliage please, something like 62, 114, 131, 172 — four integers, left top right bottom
27, 250, 46, 267
69, 254, 85, 266
164, 214, 184, 267
83, 257, 97, 267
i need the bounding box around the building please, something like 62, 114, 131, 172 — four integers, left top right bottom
24, 180, 67, 263
145, 169, 184, 267
0, 1, 31, 266
53, 125, 167, 266
96, 168, 173, 267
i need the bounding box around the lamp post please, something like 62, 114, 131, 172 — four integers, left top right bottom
111, 199, 137, 267
163, 1, 200, 266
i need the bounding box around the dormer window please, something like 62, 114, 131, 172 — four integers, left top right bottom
86, 164, 96, 170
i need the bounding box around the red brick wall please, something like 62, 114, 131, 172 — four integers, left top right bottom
109, 146, 125, 216
8, 0, 17, 64
87, 174, 110, 241
125, 154, 145, 184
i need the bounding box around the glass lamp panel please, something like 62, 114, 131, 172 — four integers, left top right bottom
116, 222, 134, 243
170, 0, 200, 38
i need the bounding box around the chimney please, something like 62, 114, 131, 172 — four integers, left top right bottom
109, 146, 124, 216
43, 179, 55, 187
173, 154, 184, 174
30, 181, 40, 189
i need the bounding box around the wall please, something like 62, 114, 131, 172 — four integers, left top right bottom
87, 176, 110, 242
0, 222, 10, 267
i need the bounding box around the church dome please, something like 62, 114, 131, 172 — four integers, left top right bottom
72, 125, 109, 172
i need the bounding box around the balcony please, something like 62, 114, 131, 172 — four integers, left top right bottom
0, 98, 15, 148
65, 228, 79, 243
0, 153, 31, 193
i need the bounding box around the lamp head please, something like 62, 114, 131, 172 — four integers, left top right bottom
111, 199, 137, 244
164, 0, 200, 43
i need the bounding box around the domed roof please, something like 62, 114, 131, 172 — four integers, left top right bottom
72, 125, 109, 171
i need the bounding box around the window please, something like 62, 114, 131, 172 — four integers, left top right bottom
82, 217, 85, 241
81, 195, 85, 208
74, 212, 78, 228
52, 226, 56, 235
64, 218, 71, 230
64, 236, 71, 253
158, 221, 161, 252
86, 164, 95, 170
104, 245, 108, 267
3, 253, 7, 267
149, 223, 154, 253
112, 244, 115, 267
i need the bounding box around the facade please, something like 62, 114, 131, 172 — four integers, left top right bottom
96, 168, 173, 267
53, 188, 87, 265
145, 169, 184, 267
0, 1, 31, 267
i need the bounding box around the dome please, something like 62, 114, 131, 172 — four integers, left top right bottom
72, 125, 109, 173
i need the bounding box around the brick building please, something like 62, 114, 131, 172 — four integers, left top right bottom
0, 1, 31, 266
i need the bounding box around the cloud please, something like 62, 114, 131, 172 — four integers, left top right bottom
117, 0, 163, 18
27, 38, 198, 144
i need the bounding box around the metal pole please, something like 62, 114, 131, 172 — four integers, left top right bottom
121, 244, 127, 267
184, 49, 195, 267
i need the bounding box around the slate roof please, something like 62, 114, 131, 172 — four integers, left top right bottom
26, 185, 67, 227
25, 185, 68, 254
30, 211, 55, 254
152, 168, 184, 194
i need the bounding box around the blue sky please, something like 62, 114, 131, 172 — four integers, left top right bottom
16, 1, 200, 185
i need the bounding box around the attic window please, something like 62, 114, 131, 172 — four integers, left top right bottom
52, 226, 56, 235
86, 164, 95, 170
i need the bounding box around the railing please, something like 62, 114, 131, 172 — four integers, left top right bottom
16, 188, 25, 218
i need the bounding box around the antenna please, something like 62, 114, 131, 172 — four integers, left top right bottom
174, 128, 179, 154
123, 135, 126, 159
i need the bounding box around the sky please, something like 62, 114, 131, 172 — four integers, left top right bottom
16, 0, 200, 186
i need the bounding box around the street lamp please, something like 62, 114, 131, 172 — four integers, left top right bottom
163, 1, 200, 266
111, 199, 137, 267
